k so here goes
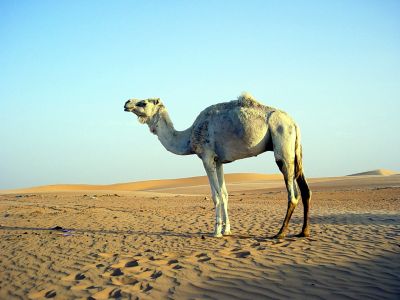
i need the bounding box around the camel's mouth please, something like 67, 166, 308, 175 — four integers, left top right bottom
124, 106, 143, 115
125, 107, 147, 118
133, 111, 147, 117
124, 103, 134, 112
124, 100, 137, 113
124, 108, 142, 114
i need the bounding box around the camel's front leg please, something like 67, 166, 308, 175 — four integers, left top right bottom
216, 163, 231, 235
203, 157, 223, 237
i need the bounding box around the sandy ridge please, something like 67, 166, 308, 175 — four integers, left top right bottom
348, 169, 399, 176
3, 169, 399, 195
1, 173, 283, 194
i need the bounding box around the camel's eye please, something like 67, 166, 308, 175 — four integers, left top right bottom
137, 101, 147, 108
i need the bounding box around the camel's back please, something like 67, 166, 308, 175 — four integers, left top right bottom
194, 94, 273, 122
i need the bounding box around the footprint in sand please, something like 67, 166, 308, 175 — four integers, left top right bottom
125, 260, 139, 267
44, 290, 56, 298
112, 276, 139, 286
140, 282, 153, 292
172, 264, 183, 270
109, 288, 122, 298
62, 272, 86, 282
168, 259, 179, 265
91, 287, 125, 299
235, 250, 251, 258
150, 270, 163, 279
195, 252, 211, 262
196, 253, 207, 258
75, 273, 86, 280
110, 268, 124, 276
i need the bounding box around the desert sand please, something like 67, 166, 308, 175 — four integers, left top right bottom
0, 171, 399, 299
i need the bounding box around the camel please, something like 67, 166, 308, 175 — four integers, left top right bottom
124, 93, 311, 238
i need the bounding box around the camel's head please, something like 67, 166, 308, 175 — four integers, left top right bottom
124, 98, 163, 124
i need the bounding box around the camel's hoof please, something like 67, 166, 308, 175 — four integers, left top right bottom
295, 231, 310, 238
222, 230, 232, 236
213, 232, 223, 238
272, 233, 286, 239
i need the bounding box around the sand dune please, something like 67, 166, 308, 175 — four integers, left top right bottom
1, 173, 282, 194
0, 174, 399, 299
4, 170, 400, 196
4, 169, 399, 195
348, 169, 399, 176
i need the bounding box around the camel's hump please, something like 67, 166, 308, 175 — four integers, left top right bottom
238, 92, 256, 101
198, 93, 266, 116
237, 92, 262, 107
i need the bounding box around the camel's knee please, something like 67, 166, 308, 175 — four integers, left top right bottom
212, 194, 222, 207
289, 195, 299, 206
210, 188, 222, 204
212, 195, 223, 216
287, 185, 299, 206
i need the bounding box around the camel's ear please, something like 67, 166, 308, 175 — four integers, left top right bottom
148, 98, 162, 107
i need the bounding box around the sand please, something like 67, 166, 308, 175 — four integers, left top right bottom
0, 172, 399, 299
348, 169, 399, 176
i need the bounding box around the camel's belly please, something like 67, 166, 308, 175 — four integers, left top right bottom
215, 133, 270, 163
213, 119, 271, 163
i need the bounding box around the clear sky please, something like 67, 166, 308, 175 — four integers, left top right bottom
1, 0, 399, 189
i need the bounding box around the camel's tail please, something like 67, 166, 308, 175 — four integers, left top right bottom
294, 124, 311, 207
294, 124, 303, 179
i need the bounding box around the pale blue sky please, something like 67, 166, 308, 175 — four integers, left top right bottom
1, 0, 399, 189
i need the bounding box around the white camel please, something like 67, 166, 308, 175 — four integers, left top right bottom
124, 93, 311, 238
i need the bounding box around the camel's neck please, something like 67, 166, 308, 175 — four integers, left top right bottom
149, 109, 193, 156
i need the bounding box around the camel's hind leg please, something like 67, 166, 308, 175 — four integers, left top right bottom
272, 131, 299, 239
296, 173, 312, 237
274, 160, 298, 239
